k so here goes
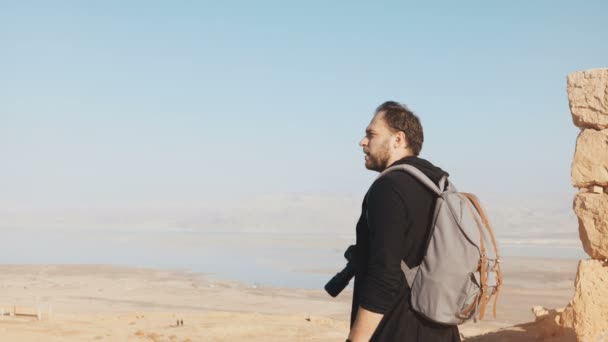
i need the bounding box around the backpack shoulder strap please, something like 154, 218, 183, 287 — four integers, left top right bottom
379, 164, 448, 289
379, 164, 444, 195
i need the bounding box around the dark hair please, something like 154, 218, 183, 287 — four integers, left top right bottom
376, 101, 424, 156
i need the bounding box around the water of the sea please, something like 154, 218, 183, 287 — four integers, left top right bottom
1, 228, 586, 289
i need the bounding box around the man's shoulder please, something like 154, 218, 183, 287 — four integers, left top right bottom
368, 170, 421, 200
369, 168, 440, 206
371, 169, 421, 190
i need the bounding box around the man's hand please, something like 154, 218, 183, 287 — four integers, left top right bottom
347, 306, 384, 341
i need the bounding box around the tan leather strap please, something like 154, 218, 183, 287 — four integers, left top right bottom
462, 194, 489, 320
492, 286, 500, 318
491, 259, 502, 318
463, 192, 503, 319
462, 193, 500, 258
479, 266, 489, 320
460, 293, 479, 318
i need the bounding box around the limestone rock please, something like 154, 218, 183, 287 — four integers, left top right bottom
532, 305, 552, 319
573, 192, 608, 259
571, 129, 608, 188
569, 259, 608, 342
559, 304, 575, 330
531, 306, 575, 339
568, 68, 608, 130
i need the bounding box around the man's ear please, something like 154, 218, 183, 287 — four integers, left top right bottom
396, 131, 408, 149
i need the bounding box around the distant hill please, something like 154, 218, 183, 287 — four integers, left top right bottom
0, 191, 579, 245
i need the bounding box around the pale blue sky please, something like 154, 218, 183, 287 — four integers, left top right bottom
1, 1, 606, 209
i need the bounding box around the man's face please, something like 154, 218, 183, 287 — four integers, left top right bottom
359, 112, 394, 172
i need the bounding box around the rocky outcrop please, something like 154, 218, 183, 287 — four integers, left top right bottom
568, 68, 608, 342
571, 129, 608, 188
527, 261, 608, 342
531, 306, 575, 340
573, 193, 608, 260
568, 260, 608, 342
568, 69, 608, 130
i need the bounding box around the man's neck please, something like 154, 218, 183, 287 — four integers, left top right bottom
385, 152, 415, 169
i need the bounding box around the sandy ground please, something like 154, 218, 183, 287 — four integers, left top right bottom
0, 256, 579, 341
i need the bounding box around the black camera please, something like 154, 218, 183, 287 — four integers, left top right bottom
324, 244, 356, 297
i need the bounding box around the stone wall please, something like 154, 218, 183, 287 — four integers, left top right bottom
566, 68, 608, 342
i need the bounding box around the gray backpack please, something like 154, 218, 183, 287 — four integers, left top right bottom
378, 164, 502, 325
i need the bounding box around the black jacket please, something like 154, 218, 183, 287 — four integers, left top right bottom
351, 156, 460, 341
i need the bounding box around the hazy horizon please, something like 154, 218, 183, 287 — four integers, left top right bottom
0, 186, 585, 288
0, 2, 603, 284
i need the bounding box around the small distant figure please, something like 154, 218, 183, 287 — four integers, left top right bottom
180, 319, 184, 326
176, 319, 180, 326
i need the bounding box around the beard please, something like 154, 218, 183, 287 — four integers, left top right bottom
364, 143, 391, 172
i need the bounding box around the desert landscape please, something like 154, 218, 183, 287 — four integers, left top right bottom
0, 256, 579, 341
3, 67, 607, 340
2, 1, 607, 340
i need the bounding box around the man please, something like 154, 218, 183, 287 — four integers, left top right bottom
347, 101, 460, 342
